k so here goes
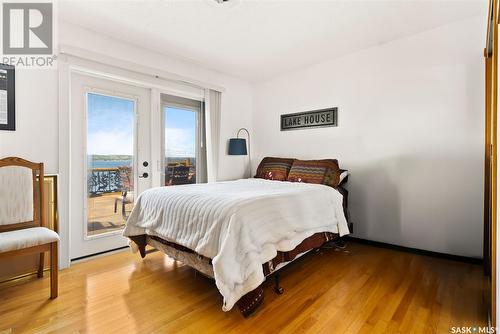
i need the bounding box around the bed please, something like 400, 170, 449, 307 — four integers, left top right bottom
124, 157, 351, 316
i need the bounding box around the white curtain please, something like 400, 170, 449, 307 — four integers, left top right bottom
205, 89, 221, 182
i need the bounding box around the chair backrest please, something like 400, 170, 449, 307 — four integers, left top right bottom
0, 157, 45, 232
173, 165, 190, 176
172, 166, 190, 185
118, 166, 133, 192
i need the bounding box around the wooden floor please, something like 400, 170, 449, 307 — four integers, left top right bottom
0, 242, 486, 334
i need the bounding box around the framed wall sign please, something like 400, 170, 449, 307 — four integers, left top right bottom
0, 64, 15, 131
281, 107, 337, 131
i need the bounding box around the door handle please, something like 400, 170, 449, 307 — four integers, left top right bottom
139, 172, 149, 178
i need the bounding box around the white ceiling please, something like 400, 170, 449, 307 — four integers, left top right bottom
59, 0, 487, 82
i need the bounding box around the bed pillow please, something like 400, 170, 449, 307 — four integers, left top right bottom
287, 159, 341, 187
254, 157, 295, 181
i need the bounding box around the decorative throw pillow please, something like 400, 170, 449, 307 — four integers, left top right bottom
255, 157, 295, 181
319, 159, 342, 187
287, 160, 328, 184
287, 159, 341, 187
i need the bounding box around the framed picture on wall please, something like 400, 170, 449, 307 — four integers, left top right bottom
0, 64, 15, 131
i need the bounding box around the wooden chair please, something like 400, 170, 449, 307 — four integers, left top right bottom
0, 157, 59, 298
171, 165, 191, 185
114, 166, 134, 219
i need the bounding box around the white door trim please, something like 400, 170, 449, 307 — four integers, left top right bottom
150, 88, 162, 188
58, 61, 71, 269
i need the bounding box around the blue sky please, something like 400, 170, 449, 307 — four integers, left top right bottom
87, 93, 134, 156
164, 106, 196, 157
87, 93, 196, 157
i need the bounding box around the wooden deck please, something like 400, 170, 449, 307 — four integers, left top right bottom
0, 242, 487, 333
87, 192, 132, 236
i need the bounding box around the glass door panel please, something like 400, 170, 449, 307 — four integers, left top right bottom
164, 106, 197, 186
86, 93, 135, 236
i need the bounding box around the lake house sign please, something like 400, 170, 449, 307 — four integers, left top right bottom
280, 107, 337, 131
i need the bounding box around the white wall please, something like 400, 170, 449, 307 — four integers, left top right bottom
253, 16, 485, 257
0, 70, 59, 173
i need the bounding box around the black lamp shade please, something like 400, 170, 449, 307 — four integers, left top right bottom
228, 138, 247, 155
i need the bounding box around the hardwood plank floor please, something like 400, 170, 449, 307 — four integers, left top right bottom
0, 242, 486, 334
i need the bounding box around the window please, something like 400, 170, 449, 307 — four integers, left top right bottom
86, 93, 135, 236
162, 94, 206, 186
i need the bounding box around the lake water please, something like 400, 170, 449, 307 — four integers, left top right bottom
90, 160, 132, 168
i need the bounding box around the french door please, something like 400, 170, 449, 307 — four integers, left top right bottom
70, 72, 151, 259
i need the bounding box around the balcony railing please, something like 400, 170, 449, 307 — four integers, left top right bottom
88, 167, 125, 196
88, 163, 196, 195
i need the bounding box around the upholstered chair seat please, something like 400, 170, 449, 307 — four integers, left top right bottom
0, 227, 60, 253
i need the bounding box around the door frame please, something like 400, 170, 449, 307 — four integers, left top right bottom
151, 91, 205, 188
69, 72, 152, 259
484, 0, 498, 326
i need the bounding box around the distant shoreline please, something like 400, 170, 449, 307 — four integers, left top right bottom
89, 155, 132, 161
89, 155, 195, 161
88, 155, 195, 168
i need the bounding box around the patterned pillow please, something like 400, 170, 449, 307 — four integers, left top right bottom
287, 159, 341, 187
255, 157, 295, 181
287, 161, 327, 184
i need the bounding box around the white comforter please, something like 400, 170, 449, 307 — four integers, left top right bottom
123, 178, 349, 311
